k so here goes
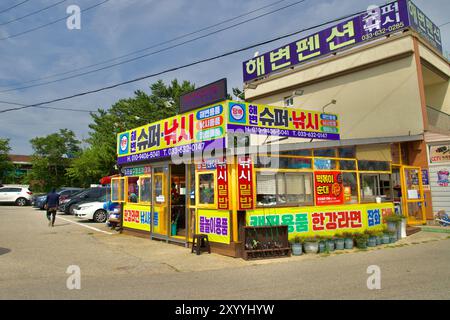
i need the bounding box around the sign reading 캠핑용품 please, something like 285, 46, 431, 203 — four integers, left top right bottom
247, 203, 394, 240
242, 0, 442, 82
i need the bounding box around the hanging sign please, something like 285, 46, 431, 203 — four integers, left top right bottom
237, 156, 255, 210
216, 158, 229, 210
314, 171, 344, 206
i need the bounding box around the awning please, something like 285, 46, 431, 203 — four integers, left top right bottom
99, 174, 120, 185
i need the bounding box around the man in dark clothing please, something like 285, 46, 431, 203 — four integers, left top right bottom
45, 188, 60, 227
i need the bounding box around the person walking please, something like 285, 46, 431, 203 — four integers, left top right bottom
45, 188, 60, 227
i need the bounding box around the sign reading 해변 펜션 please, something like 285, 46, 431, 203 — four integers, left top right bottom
242, 0, 442, 82
227, 101, 340, 141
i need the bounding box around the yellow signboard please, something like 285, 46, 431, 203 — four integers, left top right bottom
246, 203, 393, 240
227, 101, 340, 141
117, 103, 227, 165
196, 209, 231, 244
123, 203, 151, 232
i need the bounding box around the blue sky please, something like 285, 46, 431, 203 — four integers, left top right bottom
0, 0, 449, 154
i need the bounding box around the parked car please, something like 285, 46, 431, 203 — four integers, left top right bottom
73, 194, 110, 223
59, 188, 85, 206
0, 186, 33, 206
59, 187, 110, 215
33, 188, 84, 210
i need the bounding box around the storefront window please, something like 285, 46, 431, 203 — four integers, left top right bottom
314, 158, 337, 170
127, 177, 139, 203
279, 149, 312, 157
111, 177, 125, 202
343, 172, 358, 204
139, 176, 151, 203
198, 173, 215, 205
360, 173, 392, 202
358, 160, 391, 172
255, 156, 312, 169
338, 147, 356, 158
314, 148, 336, 157
153, 174, 165, 204
256, 172, 313, 207
339, 160, 356, 170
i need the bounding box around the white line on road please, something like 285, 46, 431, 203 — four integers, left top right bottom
57, 216, 114, 235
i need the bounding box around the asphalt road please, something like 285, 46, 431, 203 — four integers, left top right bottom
1, 205, 449, 300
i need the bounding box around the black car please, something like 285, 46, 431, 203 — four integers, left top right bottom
59, 187, 110, 215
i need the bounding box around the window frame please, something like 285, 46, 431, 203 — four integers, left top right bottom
195, 170, 217, 209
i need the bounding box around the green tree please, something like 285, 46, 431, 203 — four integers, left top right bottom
67, 79, 196, 184
29, 129, 81, 191
0, 138, 13, 184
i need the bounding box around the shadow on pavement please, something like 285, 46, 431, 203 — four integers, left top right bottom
0, 248, 11, 256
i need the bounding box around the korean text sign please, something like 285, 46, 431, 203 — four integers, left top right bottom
227, 101, 340, 141
216, 158, 229, 210
243, 0, 442, 82
314, 171, 344, 206
117, 103, 226, 165
237, 156, 255, 210
247, 203, 394, 240
123, 203, 156, 232
197, 209, 230, 244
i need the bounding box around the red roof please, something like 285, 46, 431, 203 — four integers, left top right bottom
8, 154, 32, 164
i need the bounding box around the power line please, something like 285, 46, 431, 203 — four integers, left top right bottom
0, 0, 291, 90
0, 0, 110, 41
0, 8, 366, 114
0, 99, 96, 113
0, 0, 308, 94
0, 0, 31, 15
0, 0, 68, 27
439, 21, 450, 27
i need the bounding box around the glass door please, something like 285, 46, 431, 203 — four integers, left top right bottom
401, 166, 426, 225
151, 166, 169, 239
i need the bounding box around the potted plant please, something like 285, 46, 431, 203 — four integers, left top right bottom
375, 231, 384, 246
324, 236, 335, 252
388, 230, 397, 243
317, 236, 326, 253
385, 214, 402, 233
342, 232, 354, 249
303, 236, 319, 254
354, 233, 369, 249
382, 232, 390, 244
334, 233, 345, 250
365, 230, 377, 247
291, 236, 303, 256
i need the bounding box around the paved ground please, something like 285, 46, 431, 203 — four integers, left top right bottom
0, 205, 449, 300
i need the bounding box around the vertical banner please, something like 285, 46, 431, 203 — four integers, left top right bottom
217, 158, 229, 210
237, 156, 255, 210
314, 171, 344, 206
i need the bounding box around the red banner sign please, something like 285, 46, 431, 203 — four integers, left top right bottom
237, 156, 255, 210
217, 158, 229, 210
314, 171, 344, 206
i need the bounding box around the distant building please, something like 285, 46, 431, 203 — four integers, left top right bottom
5, 155, 33, 184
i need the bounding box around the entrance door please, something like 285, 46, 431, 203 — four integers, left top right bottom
169, 164, 187, 242
401, 166, 426, 225
151, 166, 169, 239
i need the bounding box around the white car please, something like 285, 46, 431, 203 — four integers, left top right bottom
73, 201, 108, 223
0, 186, 32, 206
